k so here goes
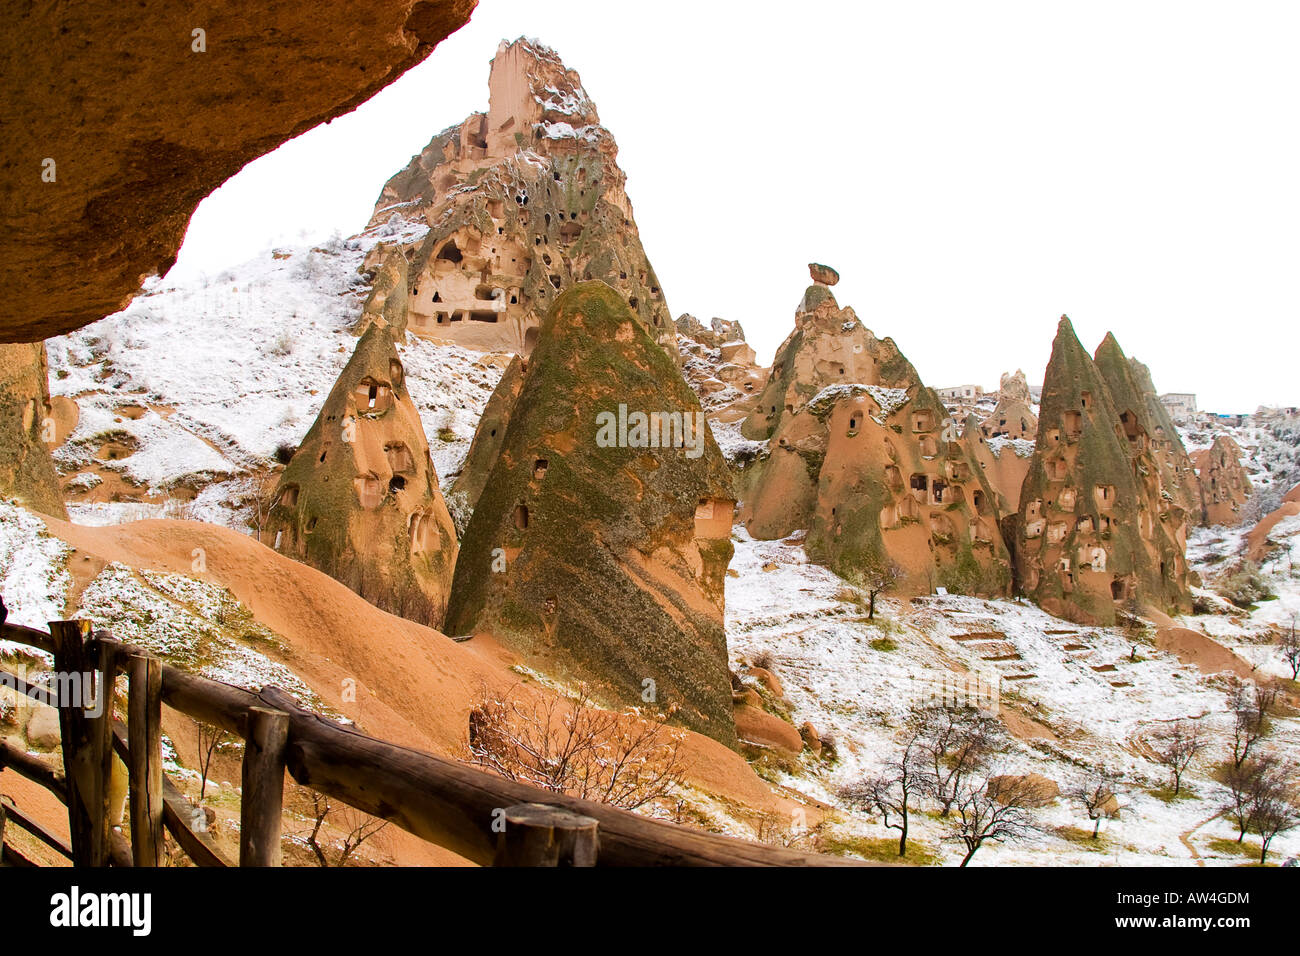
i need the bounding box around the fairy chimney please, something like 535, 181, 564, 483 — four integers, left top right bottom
266, 324, 457, 626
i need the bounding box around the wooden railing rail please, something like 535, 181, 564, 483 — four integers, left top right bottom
0, 619, 859, 868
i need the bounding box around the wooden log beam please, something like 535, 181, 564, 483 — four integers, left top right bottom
256, 687, 856, 867
494, 803, 599, 866
239, 707, 288, 867
0, 794, 73, 859
48, 620, 107, 866
109, 722, 232, 867
0, 739, 67, 803
126, 654, 164, 867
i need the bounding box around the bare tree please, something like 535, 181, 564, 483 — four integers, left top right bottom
1280, 618, 1300, 681
917, 705, 1000, 817
1248, 761, 1299, 865
466, 683, 685, 811
838, 725, 928, 857
196, 721, 229, 806
948, 775, 1041, 866
299, 786, 389, 867
1071, 769, 1122, 838
1222, 754, 1283, 844
753, 811, 825, 851
1229, 679, 1277, 770
246, 470, 280, 543
1151, 721, 1205, 796
847, 554, 904, 620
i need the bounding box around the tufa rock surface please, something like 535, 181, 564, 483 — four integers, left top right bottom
1, 0, 476, 343
738, 273, 1012, 596
1013, 318, 1191, 625
981, 369, 1038, 441
266, 324, 457, 626
452, 352, 527, 513
1192, 435, 1253, 527
676, 315, 766, 425
352, 249, 410, 337
445, 282, 738, 746
360, 38, 676, 357
0, 343, 68, 518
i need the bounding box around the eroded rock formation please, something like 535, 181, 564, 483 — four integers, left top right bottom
677, 315, 766, 424
445, 282, 737, 746
739, 266, 1011, 596
266, 325, 457, 625
1013, 319, 1191, 624
352, 249, 410, 337
0, 344, 67, 518
2, 0, 476, 342
359, 38, 675, 357
452, 353, 526, 512
982, 370, 1038, 441
1193, 435, 1253, 527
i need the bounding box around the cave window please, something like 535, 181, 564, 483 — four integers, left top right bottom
533, 458, 549, 479
470, 311, 499, 323
386, 442, 414, 474
629, 297, 638, 309
1080, 391, 1092, 410
1063, 410, 1082, 439
277, 485, 299, 509
1110, 579, 1126, 600
388, 475, 406, 494
514, 504, 529, 530
432, 291, 442, 303
436, 240, 463, 264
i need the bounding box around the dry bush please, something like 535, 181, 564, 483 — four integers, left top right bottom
466, 683, 686, 811
295, 785, 389, 867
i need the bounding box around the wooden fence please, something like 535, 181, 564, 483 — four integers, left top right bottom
0, 618, 855, 867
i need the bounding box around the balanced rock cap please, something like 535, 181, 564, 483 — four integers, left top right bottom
808, 263, 840, 287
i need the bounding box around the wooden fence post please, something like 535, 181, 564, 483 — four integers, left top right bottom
240, 706, 289, 867
127, 653, 164, 866
493, 803, 599, 866
49, 620, 116, 866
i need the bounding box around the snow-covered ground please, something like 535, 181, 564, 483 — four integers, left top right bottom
724, 526, 1300, 866
46, 233, 502, 530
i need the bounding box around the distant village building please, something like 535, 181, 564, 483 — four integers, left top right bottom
1159, 392, 1197, 424
1254, 405, 1300, 423
938, 384, 984, 403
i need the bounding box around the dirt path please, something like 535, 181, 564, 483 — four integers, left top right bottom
1179, 808, 1223, 866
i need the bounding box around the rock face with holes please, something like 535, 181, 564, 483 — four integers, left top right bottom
1, 0, 476, 343
361, 38, 676, 358
1192, 434, 1253, 527
1128, 355, 1202, 523
981, 369, 1038, 441
676, 314, 766, 425
1013, 318, 1191, 625
445, 282, 737, 746
737, 268, 1011, 596
0, 343, 68, 518
266, 324, 457, 626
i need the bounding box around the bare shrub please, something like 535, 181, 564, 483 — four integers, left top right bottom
466, 683, 685, 811
1151, 721, 1205, 796
297, 786, 389, 867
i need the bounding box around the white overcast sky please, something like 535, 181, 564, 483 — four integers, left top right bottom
173, 0, 1299, 412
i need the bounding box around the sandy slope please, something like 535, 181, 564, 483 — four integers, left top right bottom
19, 513, 795, 864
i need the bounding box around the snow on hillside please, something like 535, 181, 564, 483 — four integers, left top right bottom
0, 501, 68, 658
45, 234, 504, 530
725, 527, 1300, 865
